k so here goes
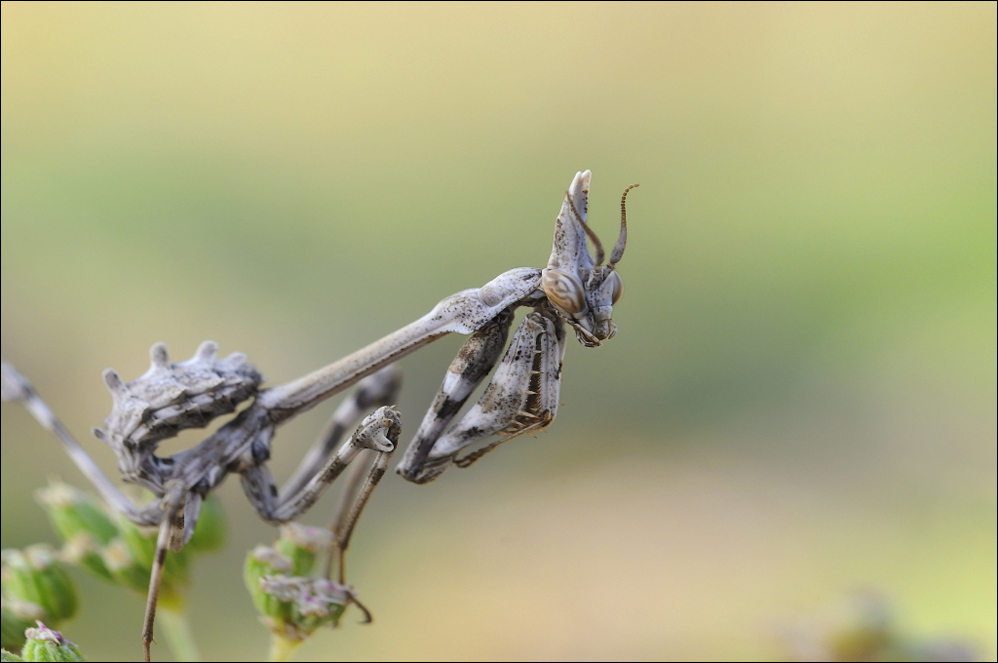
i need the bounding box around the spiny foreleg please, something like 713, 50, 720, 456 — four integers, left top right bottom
396, 307, 515, 482
398, 310, 566, 484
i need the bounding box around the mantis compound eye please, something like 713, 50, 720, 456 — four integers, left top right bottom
607, 270, 623, 305
541, 268, 587, 315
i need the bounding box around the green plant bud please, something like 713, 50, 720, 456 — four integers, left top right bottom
34, 482, 117, 547
287, 578, 348, 634
274, 524, 332, 577
57, 535, 112, 582
20, 623, 86, 662
257, 576, 349, 640
98, 539, 150, 595
1, 597, 44, 651
1, 548, 76, 625
114, 517, 190, 594
244, 546, 294, 628
112, 517, 156, 570
185, 496, 226, 553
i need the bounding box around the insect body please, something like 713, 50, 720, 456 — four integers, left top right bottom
1, 170, 636, 660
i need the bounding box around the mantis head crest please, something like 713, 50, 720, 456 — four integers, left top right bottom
542, 170, 637, 347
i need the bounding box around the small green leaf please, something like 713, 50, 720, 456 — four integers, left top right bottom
1, 548, 77, 626
1, 647, 26, 662
185, 496, 227, 553
34, 483, 117, 547
1, 598, 43, 652
57, 535, 112, 582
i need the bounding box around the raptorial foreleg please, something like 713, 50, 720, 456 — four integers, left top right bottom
396, 307, 514, 482
397, 310, 566, 484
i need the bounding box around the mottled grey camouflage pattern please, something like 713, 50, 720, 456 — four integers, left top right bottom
1, 170, 635, 660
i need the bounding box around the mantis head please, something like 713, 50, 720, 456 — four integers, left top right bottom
541, 170, 637, 347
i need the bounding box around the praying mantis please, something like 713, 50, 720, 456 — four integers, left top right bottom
1, 170, 637, 660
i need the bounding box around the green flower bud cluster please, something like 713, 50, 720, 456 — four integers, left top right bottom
13, 623, 85, 662
1, 547, 77, 652
34, 481, 226, 608
244, 524, 351, 649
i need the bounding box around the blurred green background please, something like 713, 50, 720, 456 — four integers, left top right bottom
2, 2, 994, 660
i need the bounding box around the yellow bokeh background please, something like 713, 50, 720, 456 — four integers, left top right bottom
2, 3, 994, 660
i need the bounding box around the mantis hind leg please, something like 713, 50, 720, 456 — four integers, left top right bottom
141, 484, 190, 662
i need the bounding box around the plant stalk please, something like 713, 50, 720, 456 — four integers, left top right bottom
158, 604, 200, 662
269, 635, 302, 662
